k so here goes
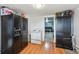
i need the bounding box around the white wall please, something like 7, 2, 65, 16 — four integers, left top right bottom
28, 15, 45, 41
27, 15, 56, 42
73, 8, 79, 53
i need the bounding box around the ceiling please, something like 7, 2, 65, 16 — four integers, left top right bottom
0, 4, 79, 16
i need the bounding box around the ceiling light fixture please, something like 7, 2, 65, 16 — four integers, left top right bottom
32, 4, 45, 9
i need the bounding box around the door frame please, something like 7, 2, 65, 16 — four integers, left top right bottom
44, 15, 56, 43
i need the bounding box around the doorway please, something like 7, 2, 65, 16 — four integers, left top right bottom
44, 17, 54, 43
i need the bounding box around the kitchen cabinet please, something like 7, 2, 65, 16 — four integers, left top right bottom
56, 10, 73, 50
13, 15, 28, 53
1, 14, 14, 54
12, 15, 22, 53
21, 17, 28, 48
1, 14, 28, 54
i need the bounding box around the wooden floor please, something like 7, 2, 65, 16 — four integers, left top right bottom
19, 42, 65, 54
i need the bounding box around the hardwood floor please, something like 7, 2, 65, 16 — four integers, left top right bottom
19, 42, 65, 54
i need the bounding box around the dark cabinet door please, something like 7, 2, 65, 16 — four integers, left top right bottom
1, 15, 13, 53
12, 37, 22, 53
56, 17, 73, 50
63, 17, 73, 50
13, 15, 22, 53
1, 16, 8, 53
21, 18, 28, 48
56, 18, 64, 48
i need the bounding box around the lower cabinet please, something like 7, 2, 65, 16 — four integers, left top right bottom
12, 36, 22, 54
12, 36, 28, 54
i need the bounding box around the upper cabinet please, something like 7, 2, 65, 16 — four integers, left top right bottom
56, 10, 73, 18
